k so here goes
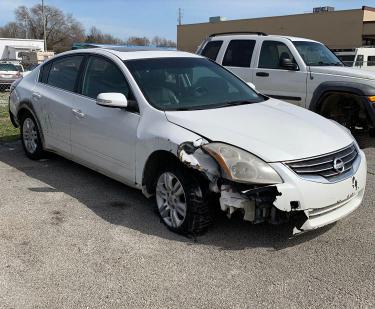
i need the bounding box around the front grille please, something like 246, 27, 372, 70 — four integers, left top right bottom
285, 143, 358, 181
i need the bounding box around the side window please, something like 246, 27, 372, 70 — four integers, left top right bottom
82, 56, 131, 99
259, 41, 295, 69
368, 56, 375, 66
355, 55, 364, 67
47, 56, 83, 91
223, 40, 255, 67
39, 62, 51, 83
201, 41, 223, 61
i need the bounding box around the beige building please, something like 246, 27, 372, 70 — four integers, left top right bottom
177, 6, 375, 52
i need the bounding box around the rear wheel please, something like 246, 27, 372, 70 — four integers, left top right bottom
20, 112, 44, 160
155, 167, 212, 235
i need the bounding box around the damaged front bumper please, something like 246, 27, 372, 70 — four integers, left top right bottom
178, 141, 367, 235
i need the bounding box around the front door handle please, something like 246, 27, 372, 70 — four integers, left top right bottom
256, 72, 269, 77
32, 92, 42, 100
72, 108, 85, 118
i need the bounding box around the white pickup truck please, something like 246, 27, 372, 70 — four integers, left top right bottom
197, 32, 375, 135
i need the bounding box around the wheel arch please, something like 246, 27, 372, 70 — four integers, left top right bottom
309, 81, 375, 125
142, 150, 182, 196
16, 101, 46, 147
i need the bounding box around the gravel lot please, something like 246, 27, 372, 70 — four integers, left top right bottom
0, 136, 374, 308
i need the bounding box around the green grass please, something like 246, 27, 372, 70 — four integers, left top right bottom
0, 104, 20, 142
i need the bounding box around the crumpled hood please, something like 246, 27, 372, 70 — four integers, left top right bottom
165, 99, 354, 162
310, 66, 375, 80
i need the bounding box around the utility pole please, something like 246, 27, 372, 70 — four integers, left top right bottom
24, 16, 28, 39
178, 8, 183, 25
42, 0, 47, 51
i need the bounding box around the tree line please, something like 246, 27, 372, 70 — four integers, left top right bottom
0, 4, 176, 53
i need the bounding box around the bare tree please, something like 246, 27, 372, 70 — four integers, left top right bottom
0, 4, 85, 52
85, 26, 124, 45
0, 22, 24, 38
151, 36, 176, 47
126, 36, 151, 46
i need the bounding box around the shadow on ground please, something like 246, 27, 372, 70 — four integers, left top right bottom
0, 141, 334, 251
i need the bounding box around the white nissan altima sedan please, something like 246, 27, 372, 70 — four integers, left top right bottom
9, 48, 367, 235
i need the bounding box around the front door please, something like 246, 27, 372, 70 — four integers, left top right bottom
253, 40, 307, 107
70, 55, 140, 183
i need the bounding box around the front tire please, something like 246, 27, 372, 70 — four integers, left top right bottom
20, 112, 44, 160
155, 167, 212, 235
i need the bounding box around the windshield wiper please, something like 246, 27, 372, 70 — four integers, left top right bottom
220, 100, 255, 107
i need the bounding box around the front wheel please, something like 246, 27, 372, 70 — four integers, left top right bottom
20, 112, 44, 160
155, 167, 212, 235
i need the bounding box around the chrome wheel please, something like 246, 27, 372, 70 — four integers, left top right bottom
156, 172, 187, 228
22, 118, 38, 154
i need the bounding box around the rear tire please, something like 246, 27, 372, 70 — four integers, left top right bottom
20, 112, 44, 160
155, 166, 213, 235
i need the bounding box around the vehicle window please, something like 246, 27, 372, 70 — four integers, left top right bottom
82, 56, 131, 99
201, 41, 223, 61
337, 55, 355, 66
223, 40, 255, 67
125, 57, 265, 111
259, 41, 295, 69
47, 56, 83, 92
14, 65, 23, 72
293, 41, 342, 66
0, 63, 17, 71
368, 56, 375, 66
355, 55, 364, 67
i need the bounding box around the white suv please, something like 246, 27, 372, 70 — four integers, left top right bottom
9, 48, 366, 235
197, 32, 375, 135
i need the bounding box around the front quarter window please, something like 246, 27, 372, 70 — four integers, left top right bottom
125, 57, 264, 111
293, 41, 343, 67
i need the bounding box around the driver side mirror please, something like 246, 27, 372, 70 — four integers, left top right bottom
96, 93, 128, 108
280, 58, 299, 71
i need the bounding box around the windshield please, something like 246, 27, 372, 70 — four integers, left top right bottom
124, 57, 264, 111
293, 41, 343, 66
0, 63, 18, 71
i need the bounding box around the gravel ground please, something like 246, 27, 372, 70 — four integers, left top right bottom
0, 136, 374, 308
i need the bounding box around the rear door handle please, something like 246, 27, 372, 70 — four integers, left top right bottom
72, 108, 85, 118
256, 72, 269, 77
32, 92, 42, 100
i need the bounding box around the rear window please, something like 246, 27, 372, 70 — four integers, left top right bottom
46, 56, 83, 92
223, 40, 256, 67
201, 41, 223, 61
0, 63, 17, 71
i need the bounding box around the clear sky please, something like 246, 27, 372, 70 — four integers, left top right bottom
0, 0, 372, 41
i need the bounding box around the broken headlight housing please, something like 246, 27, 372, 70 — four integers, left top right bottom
202, 143, 282, 184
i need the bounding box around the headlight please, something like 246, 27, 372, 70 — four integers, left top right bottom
202, 143, 282, 184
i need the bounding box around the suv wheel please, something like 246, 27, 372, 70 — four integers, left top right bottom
155, 167, 212, 235
20, 113, 44, 160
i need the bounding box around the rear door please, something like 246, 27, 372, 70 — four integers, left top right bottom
220, 39, 256, 82
253, 40, 307, 106
36, 55, 84, 154
70, 55, 140, 183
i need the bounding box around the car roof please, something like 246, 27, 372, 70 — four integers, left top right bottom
209, 34, 320, 44
58, 48, 203, 61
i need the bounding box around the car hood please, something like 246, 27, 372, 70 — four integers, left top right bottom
310, 66, 375, 80
165, 99, 354, 162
